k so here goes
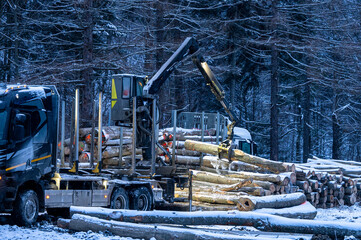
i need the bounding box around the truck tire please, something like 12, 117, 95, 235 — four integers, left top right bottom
12, 190, 39, 226
130, 186, 152, 211
110, 187, 129, 209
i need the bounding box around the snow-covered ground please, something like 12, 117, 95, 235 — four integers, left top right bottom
1, 203, 361, 240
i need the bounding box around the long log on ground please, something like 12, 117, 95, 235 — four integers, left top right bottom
69, 208, 361, 238
254, 201, 317, 220
64, 214, 264, 240
237, 192, 307, 211
185, 140, 288, 173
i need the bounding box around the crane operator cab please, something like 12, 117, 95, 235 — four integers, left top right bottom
111, 74, 147, 125
111, 74, 158, 163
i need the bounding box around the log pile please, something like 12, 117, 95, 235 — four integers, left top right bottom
59, 126, 141, 169
174, 137, 361, 210
294, 156, 361, 208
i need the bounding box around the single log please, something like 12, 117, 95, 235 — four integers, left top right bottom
219, 178, 253, 192
167, 141, 185, 149
57, 218, 70, 229
254, 201, 317, 220
185, 140, 288, 173
237, 192, 307, 211
345, 193, 357, 205
229, 160, 264, 172
249, 180, 276, 193
102, 145, 142, 159
169, 148, 202, 156
160, 155, 201, 165
69, 209, 361, 238
237, 187, 265, 196
279, 172, 297, 184
175, 190, 247, 203
192, 170, 243, 185
104, 138, 132, 146
202, 156, 229, 170
66, 214, 255, 240
296, 181, 309, 192
226, 171, 281, 183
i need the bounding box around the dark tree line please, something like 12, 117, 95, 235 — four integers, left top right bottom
1, 0, 361, 162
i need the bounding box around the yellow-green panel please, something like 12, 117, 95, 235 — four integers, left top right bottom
111, 78, 117, 100
111, 100, 117, 108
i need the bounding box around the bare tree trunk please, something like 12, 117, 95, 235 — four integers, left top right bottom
81, 0, 94, 123
270, 0, 279, 161
303, 83, 311, 163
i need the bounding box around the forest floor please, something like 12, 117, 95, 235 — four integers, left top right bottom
0, 203, 360, 240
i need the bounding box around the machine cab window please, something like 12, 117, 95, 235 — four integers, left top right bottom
122, 76, 131, 99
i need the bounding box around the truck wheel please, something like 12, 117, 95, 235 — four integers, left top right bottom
130, 186, 152, 211
111, 187, 129, 209
12, 190, 39, 226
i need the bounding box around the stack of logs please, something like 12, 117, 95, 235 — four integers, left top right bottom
163, 128, 361, 210
60, 126, 142, 168
295, 157, 361, 208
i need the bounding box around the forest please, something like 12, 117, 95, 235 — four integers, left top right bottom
1, 0, 360, 163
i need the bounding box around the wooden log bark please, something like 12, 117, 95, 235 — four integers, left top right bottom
185, 140, 288, 173
202, 156, 229, 170
254, 201, 317, 220
226, 171, 281, 184
237, 192, 307, 211
192, 170, 243, 185
229, 160, 264, 172
169, 148, 202, 156
68, 209, 361, 238
65, 214, 256, 240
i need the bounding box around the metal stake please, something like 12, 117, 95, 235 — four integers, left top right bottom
118, 127, 123, 168
74, 89, 79, 173
216, 112, 220, 145
151, 98, 157, 175
60, 100, 65, 168
90, 101, 96, 168
131, 97, 137, 175
200, 111, 205, 166
189, 170, 193, 212
172, 110, 177, 168
97, 92, 103, 172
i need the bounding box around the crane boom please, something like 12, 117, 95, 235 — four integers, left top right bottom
143, 37, 238, 142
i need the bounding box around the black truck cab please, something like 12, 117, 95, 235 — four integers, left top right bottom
0, 84, 59, 225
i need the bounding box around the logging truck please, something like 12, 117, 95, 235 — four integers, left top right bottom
0, 37, 255, 226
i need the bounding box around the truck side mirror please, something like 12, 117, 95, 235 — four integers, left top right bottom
14, 113, 27, 141
14, 124, 25, 141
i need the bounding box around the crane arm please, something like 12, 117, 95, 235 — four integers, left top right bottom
143, 37, 199, 95
143, 37, 238, 143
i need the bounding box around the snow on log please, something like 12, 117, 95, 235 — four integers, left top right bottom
68, 208, 361, 238
237, 192, 307, 211
185, 140, 289, 173
64, 213, 279, 240
254, 201, 317, 220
